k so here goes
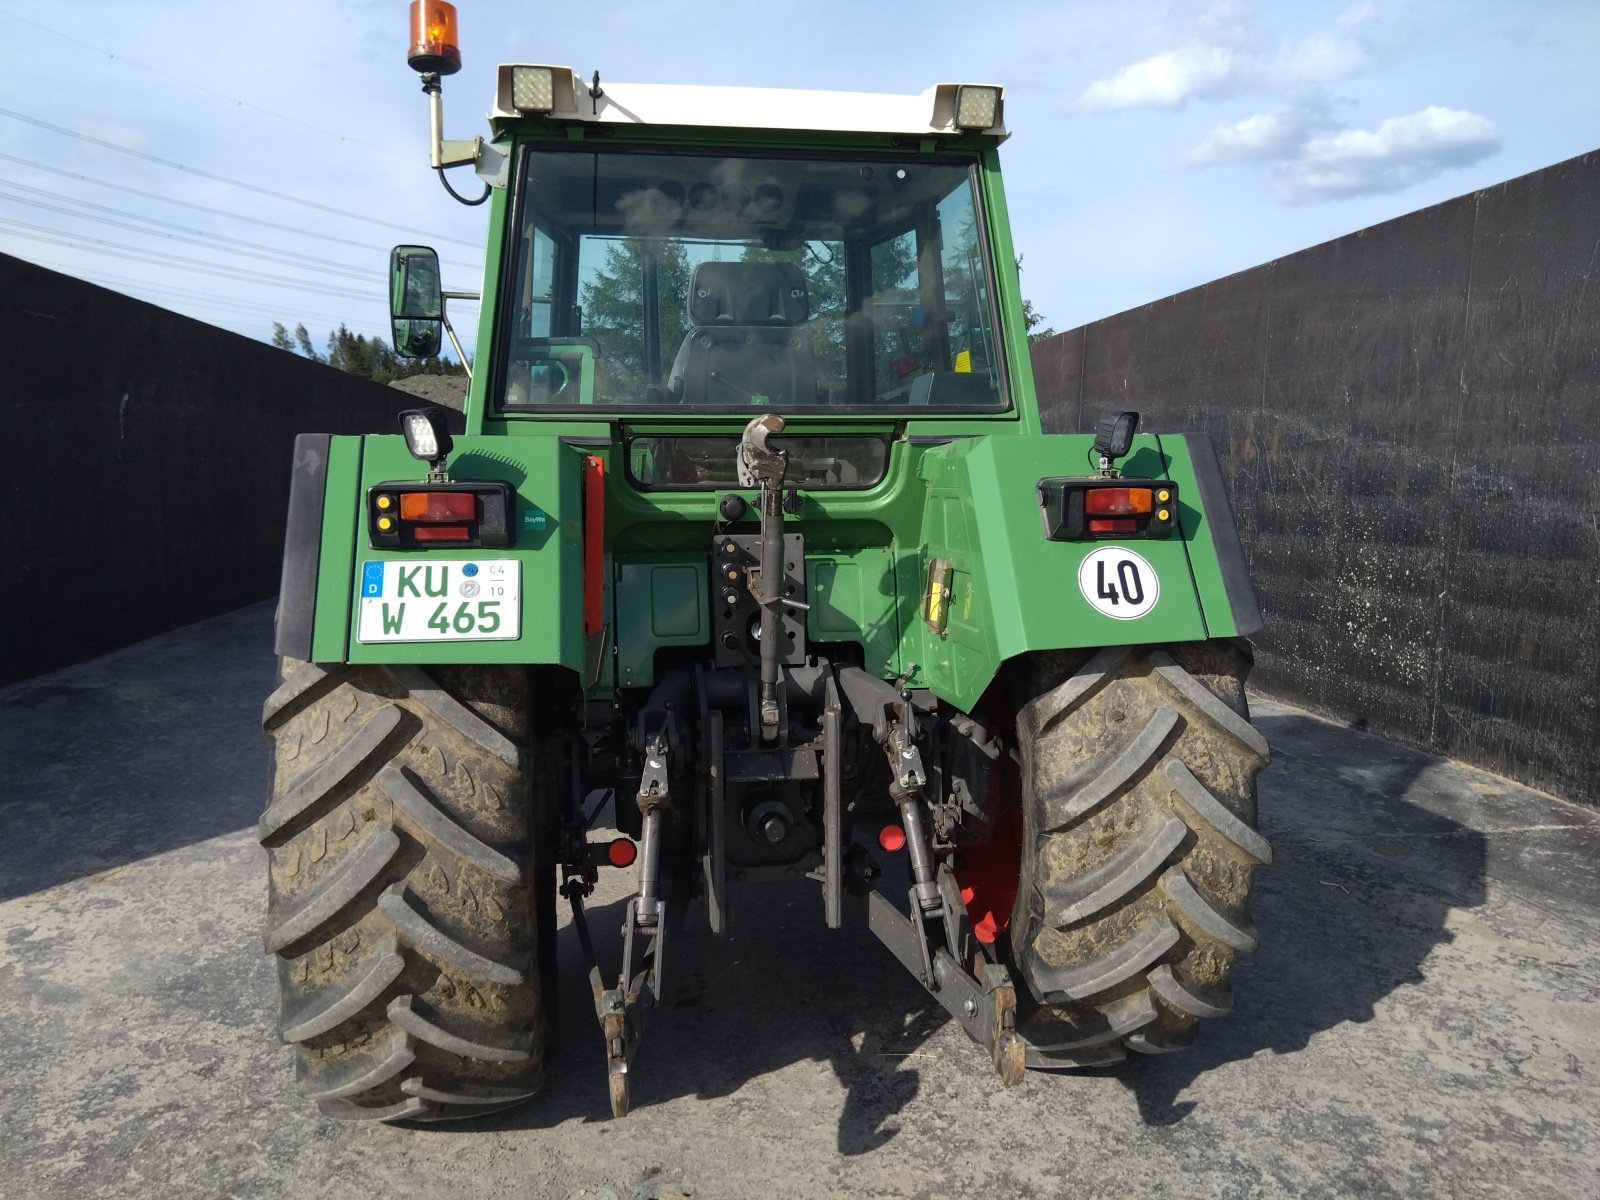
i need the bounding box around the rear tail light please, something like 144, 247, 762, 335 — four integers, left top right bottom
367, 480, 514, 549
1038, 479, 1178, 540
1085, 487, 1154, 516
399, 491, 477, 521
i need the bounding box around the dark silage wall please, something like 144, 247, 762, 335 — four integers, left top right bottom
1031, 151, 1600, 805
0, 254, 427, 686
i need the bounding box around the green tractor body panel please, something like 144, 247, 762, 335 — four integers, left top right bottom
277, 120, 1261, 697
290, 427, 1256, 712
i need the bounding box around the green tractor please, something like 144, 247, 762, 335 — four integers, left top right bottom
261, 4, 1271, 1122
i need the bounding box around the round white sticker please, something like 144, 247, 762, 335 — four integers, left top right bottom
1078, 547, 1160, 619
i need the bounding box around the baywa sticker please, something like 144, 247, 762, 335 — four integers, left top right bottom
1078, 547, 1159, 619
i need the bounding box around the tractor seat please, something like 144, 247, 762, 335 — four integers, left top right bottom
667, 261, 819, 406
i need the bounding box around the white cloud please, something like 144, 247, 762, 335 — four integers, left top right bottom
1274, 106, 1503, 202
1073, 2, 1393, 112
1272, 30, 1375, 87
1078, 44, 1245, 110
1182, 102, 1333, 166
1336, 2, 1379, 29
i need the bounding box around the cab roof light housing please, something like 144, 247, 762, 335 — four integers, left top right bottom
497, 64, 580, 117
954, 85, 1002, 131
510, 65, 555, 113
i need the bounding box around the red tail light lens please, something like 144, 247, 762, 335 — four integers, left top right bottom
1087, 517, 1139, 533
1085, 487, 1154, 516
410, 525, 471, 542
606, 838, 638, 868
399, 491, 476, 521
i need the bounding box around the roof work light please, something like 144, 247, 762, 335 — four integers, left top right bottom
511, 66, 557, 113
407, 2, 461, 75
954, 85, 1002, 130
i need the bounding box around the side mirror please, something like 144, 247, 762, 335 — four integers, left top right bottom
390, 244, 443, 357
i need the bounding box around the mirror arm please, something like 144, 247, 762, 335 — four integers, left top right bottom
441, 292, 480, 380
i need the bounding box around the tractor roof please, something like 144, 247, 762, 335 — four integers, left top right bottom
487, 66, 1008, 142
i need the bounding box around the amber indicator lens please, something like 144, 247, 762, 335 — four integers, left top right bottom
1085, 487, 1154, 516
399, 491, 476, 521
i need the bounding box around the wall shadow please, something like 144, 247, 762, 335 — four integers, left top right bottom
0, 603, 276, 903
1109, 709, 1487, 1125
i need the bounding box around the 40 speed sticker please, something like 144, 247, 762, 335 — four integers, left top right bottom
1077, 546, 1160, 620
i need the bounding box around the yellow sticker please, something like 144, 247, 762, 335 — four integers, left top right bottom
954, 349, 971, 374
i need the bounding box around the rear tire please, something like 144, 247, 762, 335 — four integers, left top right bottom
1005, 641, 1271, 1063
259, 659, 549, 1122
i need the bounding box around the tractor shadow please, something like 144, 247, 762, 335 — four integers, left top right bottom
1110, 707, 1488, 1125
438, 705, 1489, 1141
452, 877, 944, 1153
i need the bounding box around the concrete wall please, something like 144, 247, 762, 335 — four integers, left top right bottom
1031, 151, 1600, 805
0, 254, 426, 686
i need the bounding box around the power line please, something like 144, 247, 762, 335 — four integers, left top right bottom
0, 7, 411, 162
24, 260, 389, 331
0, 151, 482, 273
10, 241, 476, 352
0, 218, 386, 300
19, 247, 478, 360
0, 105, 481, 248
0, 183, 376, 281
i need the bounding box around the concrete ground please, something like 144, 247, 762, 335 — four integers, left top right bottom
2, 603, 1597, 1200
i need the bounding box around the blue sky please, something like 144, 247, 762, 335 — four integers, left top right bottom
2, 0, 1596, 358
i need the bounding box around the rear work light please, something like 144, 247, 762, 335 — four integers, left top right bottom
1037, 479, 1178, 540
367, 480, 515, 549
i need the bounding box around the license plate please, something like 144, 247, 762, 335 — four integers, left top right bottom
356, 560, 521, 643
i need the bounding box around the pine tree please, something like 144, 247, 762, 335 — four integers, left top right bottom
580, 238, 694, 400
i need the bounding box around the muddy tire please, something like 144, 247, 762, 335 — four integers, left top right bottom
259, 659, 549, 1122
1005, 641, 1271, 1063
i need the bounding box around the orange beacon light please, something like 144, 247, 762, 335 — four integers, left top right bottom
407, 1, 461, 75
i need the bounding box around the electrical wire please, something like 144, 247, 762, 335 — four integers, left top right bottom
0, 152, 481, 273
438, 168, 492, 207
0, 218, 387, 301
0, 105, 480, 247
0, 183, 375, 281
13, 247, 477, 353
0, 7, 410, 162
28, 263, 387, 330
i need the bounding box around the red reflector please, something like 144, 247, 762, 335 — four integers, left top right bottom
1088, 517, 1138, 533
411, 524, 471, 542
606, 838, 637, 868
878, 824, 906, 852
400, 491, 476, 521
1085, 487, 1153, 516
